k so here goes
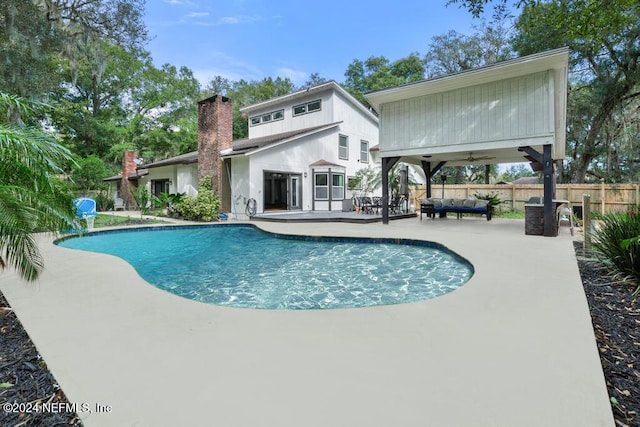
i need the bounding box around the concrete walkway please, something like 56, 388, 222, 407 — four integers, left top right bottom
0, 217, 614, 427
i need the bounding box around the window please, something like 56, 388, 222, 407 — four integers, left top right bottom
151, 179, 170, 197
332, 174, 345, 200
360, 140, 369, 163
339, 135, 348, 160
348, 176, 360, 190
307, 100, 321, 112
314, 173, 328, 200
249, 109, 284, 126
293, 99, 321, 116
313, 172, 345, 201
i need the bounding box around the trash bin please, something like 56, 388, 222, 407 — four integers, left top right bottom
342, 198, 353, 212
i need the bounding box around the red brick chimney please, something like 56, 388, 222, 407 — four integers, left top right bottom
197, 95, 233, 196
120, 150, 138, 209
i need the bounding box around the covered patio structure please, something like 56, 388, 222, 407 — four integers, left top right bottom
365, 48, 569, 236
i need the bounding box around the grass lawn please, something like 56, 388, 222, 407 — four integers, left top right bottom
91, 213, 166, 228
494, 210, 525, 219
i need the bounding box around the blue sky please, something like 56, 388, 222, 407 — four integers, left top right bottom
144, 1, 480, 87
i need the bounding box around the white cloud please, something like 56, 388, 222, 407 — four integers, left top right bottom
192, 52, 265, 87
163, 0, 197, 5
185, 12, 210, 19
190, 14, 261, 27
277, 68, 308, 86
219, 16, 240, 24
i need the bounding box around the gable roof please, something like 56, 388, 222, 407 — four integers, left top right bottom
309, 159, 342, 167
223, 122, 342, 157
240, 81, 378, 123
141, 152, 198, 169
365, 47, 569, 113
137, 122, 344, 169
103, 169, 148, 182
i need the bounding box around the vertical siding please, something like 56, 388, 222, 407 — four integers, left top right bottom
230, 156, 250, 218
381, 71, 554, 152
247, 92, 334, 138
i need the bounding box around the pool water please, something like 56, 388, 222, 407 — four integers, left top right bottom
56, 225, 473, 310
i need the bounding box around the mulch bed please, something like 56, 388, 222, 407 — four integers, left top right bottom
0, 292, 82, 426
0, 243, 638, 426
574, 241, 639, 427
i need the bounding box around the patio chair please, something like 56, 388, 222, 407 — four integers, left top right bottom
371, 196, 383, 214
557, 205, 575, 236
389, 195, 404, 214
360, 196, 374, 214
73, 197, 97, 230
114, 197, 125, 211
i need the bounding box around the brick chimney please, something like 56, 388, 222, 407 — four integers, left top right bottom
197, 95, 233, 196
120, 150, 138, 209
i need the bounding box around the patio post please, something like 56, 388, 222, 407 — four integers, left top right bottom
421, 160, 446, 200
382, 156, 400, 224
421, 161, 432, 198
542, 144, 555, 237
518, 145, 556, 236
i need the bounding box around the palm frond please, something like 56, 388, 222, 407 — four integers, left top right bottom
0, 91, 77, 282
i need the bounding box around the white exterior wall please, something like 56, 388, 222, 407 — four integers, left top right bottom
247, 91, 334, 138
235, 84, 379, 215
332, 90, 379, 166
138, 164, 198, 197
380, 71, 554, 156
236, 127, 369, 215
251, 130, 339, 213
145, 167, 173, 192
176, 164, 198, 196
108, 181, 119, 201
229, 156, 251, 219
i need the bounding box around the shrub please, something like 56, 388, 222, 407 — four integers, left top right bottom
154, 192, 185, 217
591, 207, 640, 295
175, 177, 220, 221
472, 191, 506, 211
94, 187, 114, 212
129, 185, 152, 218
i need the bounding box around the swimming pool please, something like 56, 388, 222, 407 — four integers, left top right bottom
56, 224, 473, 310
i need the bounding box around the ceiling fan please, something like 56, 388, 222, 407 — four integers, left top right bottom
452, 152, 496, 162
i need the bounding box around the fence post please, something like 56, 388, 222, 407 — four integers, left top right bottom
583, 194, 591, 252
600, 179, 605, 214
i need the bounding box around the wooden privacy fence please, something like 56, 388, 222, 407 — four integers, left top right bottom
409, 183, 640, 214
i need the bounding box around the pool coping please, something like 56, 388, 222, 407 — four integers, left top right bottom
0, 217, 615, 427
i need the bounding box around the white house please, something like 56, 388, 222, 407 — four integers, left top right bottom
226, 81, 379, 217
107, 81, 380, 218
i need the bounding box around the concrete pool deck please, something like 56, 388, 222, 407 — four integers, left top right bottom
0, 217, 614, 427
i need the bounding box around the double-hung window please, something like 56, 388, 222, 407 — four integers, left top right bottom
339, 135, 348, 160
332, 174, 345, 200
314, 172, 345, 201
360, 140, 369, 163
314, 173, 328, 200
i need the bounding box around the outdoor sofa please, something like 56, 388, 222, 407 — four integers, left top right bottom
420, 198, 492, 221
